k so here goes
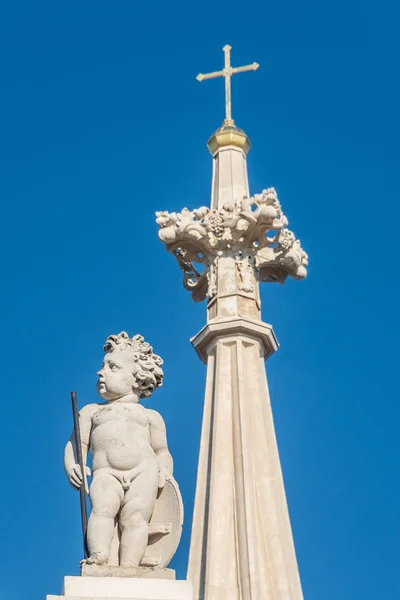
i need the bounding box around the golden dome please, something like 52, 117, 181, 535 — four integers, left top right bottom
207, 122, 251, 156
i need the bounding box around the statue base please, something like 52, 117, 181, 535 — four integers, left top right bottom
46, 575, 193, 599
80, 563, 175, 579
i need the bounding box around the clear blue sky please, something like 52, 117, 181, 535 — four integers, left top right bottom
1, 1, 399, 598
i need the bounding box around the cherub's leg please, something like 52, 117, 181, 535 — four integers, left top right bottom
86, 472, 123, 565
118, 460, 158, 567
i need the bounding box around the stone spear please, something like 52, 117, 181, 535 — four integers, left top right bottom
70, 391, 89, 559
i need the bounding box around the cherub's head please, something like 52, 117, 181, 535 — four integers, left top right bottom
96, 331, 164, 402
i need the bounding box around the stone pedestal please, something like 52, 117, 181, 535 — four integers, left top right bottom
47, 575, 193, 600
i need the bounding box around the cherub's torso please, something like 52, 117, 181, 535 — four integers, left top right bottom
89, 402, 155, 472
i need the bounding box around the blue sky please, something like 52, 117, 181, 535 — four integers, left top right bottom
1, 1, 399, 598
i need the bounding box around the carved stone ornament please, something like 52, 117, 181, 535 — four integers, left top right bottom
156, 188, 308, 301
64, 332, 183, 576
236, 255, 255, 294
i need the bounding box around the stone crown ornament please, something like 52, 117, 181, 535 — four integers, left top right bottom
156, 187, 308, 302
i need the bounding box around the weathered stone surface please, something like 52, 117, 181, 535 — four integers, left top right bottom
187, 331, 303, 599
80, 564, 175, 579
64, 332, 183, 570
156, 116, 306, 599
156, 187, 308, 302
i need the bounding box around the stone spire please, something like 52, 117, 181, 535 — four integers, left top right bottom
156, 45, 308, 600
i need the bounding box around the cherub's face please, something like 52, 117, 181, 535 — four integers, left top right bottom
96, 349, 137, 401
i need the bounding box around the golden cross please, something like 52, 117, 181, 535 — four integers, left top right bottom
196, 45, 259, 125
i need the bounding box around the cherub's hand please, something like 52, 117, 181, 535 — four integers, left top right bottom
158, 470, 172, 489
67, 464, 91, 493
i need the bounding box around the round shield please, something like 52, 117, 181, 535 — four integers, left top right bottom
142, 476, 184, 569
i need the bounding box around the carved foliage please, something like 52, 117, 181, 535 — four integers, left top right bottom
156, 188, 308, 300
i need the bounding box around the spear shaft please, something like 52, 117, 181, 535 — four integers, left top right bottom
70, 391, 89, 559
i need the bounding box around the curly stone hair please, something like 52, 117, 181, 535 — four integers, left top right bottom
103, 331, 164, 398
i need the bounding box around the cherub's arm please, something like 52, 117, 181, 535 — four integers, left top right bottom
148, 409, 173, 488
64, 404, 95, 491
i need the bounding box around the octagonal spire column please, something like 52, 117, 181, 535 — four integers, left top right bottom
185, 128, 303, 600
208, 125, 251, 211
156, 123, 308, 600
187, 322, 304, 600
206, 126, 261, 325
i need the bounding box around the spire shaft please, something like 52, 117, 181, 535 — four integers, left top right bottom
156, 44, 308, 600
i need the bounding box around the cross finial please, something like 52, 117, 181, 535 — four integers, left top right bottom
196, 45, 259, 126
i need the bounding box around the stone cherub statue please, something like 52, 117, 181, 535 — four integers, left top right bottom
64, 332, 182, 574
